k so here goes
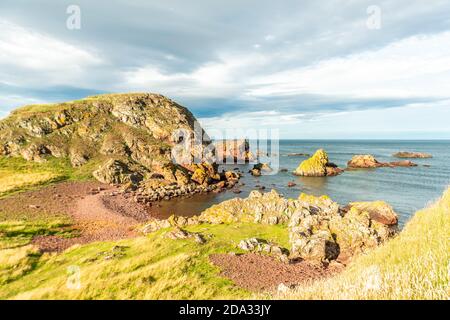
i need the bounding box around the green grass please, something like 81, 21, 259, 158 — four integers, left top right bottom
0, 156, 98, 198
275, 188, 450, 300
0, 223, 288, 300
0, 220, 75, 250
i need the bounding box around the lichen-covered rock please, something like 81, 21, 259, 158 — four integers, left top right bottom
293, 149, 342, 176
238, 238, 289, 262
197, 190, 398, 263
348, 201, 398, 225
93, 159, 142, 184
199, 189, 299, 224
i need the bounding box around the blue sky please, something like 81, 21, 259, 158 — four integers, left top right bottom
1, 0, 450, 138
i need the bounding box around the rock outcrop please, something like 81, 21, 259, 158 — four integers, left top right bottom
393, 152, 432, 159
0, 93, 237, 198
213, 139, 254, 163
293, 149, 343, 177
347, 155, 417, 168
249, 163, 272, 176
197, 191, 398, 262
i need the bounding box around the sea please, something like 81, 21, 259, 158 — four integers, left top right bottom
156, 140, 450, 226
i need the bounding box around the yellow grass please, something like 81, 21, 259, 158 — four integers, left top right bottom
0, 171, 63, 196
275, 188, 450, 300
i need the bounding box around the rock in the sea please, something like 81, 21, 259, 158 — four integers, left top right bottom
347, 154, 382, 168
389, 160, 418, 167
393, 152, 432, 159
165, 227, 206, 244
293, 149, 343, 177
214, 139, 254, 163
348, 154, 417, 169
249, 163, 272, 176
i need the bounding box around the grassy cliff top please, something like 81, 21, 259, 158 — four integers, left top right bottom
9, 93, 173, 117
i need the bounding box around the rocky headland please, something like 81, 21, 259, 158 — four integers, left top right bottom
0, 93, 239, 199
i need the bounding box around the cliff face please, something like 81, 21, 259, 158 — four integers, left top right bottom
0, 93, 214, 186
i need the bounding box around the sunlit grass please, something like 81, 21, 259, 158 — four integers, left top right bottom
274, 188, 450, 300
0, 156, 97, 198
0, 223, 287, 300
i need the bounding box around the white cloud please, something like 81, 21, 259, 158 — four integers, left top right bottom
0, 20, 102, 86
247, 32, 450, 99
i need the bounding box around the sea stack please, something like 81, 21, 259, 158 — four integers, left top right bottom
293, 149, 342, 176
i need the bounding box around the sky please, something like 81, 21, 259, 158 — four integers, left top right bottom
0, 0, 450, 139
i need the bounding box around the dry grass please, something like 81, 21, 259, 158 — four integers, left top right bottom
275, 188, 450, 300
0, 171, 63, 196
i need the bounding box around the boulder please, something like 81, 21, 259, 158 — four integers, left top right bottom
293, 149, 342, 177
93, 159, 142, 185
348, 201, 398, 225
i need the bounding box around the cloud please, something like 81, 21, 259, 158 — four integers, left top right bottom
0, 0, 449, 137
0, 20, 103, 88
247, 31, 450, 99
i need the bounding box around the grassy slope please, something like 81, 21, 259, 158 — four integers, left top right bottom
0, 223, 288, 300
0, 156, 97, 198
275, 188, 450, 300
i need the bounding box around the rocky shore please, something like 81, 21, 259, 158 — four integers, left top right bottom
143, 190, 398, 264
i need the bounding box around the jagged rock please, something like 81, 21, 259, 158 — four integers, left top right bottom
393, 152, 432, 158
293, 149, 342, 177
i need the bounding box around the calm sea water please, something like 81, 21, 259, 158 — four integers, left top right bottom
156, 140, 450, 226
